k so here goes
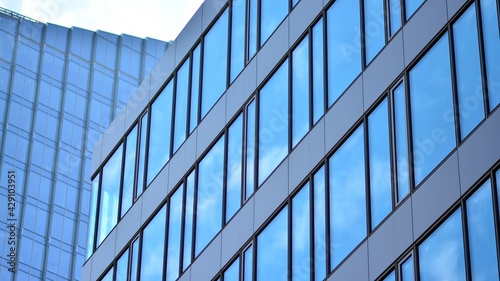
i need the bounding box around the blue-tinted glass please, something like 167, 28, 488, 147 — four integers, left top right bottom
419, 209, 466, 281
244, 245, 253, 281
292, 36, 310, 148
368, 98, 392, 228
258, 61, 288, 185
227, 114, 243, 222
190, 44, 201, 133
389, 0, 402, 36
173, 58, 190, 152
329, 125, 366, 269
130, 238, 139, 281
410, 33, 455, 185
101, 267, 113, 281
327, 0, 362, 106
116, 248, 129, 281
313, 167, 326, 281
246, 100, 256, 199
166, 187, 183, 281
183, 172, 195, 270
364, 0, 385, 64
98, 144, 123, 245
87, 174, 99, 258
231, 0, 246, 82
136, 113, 148, 196
453, 4, 484, 140
405, 0, 424, 20
292, 183, 310, 281
195, 137, 224, 255
257, 206, 288, 281
401, 256, 414, 281
202, 9, 228, 118
248, 0, 258, 59
260, 0, 288, 46
148, 81, 173, 185
466, 180, 499, 281
479, 0, 500, 111
141, 205, 166, 281
122, 125, 138, 217
393, 82, 410, 201
312, 19, 325, 124
383, 270, 396, 281
224, 258, 240, 281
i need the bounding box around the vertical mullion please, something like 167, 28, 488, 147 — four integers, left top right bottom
309, 177, 315, 281
322, 12, 328, 113
227, 2, 232, 89
186, 50, 193, 138
461, 201, 473, 281
403, 74, 416, 192
364, 115, 372, 232
162, 202, 170, 281
117, 140, 126, 219
447, 24, 462, 145
388, 88, 397, 209
288, 55, 293, 153
254, 93, 260, 191
178, 179, 187, 276
222, 131, 229, 224
474, 0, 491, 116
288, 197, 293, 281
191, 165, 199, 261
143, 109, 151, 191
324, 160, 331, 274
308, 29, 314, 130
360, 0, 367, 69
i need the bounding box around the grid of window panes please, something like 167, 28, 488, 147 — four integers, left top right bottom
0, 10, 167, 281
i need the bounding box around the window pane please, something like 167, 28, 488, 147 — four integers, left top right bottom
148, 81, 173, 185
246, 100, 256, 199
195, 137, 224, 255
244, 245, 253, 281
183, 171, 195, 270
418, 209, 466, 281
292, 35, 310, 148
364, 0, 385, 64
87, 174, 99, 258
260, 0, 288, 46
258, 61, 289, 185
98, 144, 123, 245
202, 9, 228, 118
393, 82, 410, 201
312, 19, 325, 124
116, 249, 129, 281
101, 267, 113, 281
329, 125, 366, 268
313, 167, 326, 281
405, 0, 424, 20
190, 44, 201, 133
137, 113, 148, 196
166, 187, 184, 281
327, 0, 362, 106
130, 238, 139, 281
292, 183, 310, 281
383, 270, 396, 281
224, 258, 240, 281
368, 98, 392, 228
409, 33, 455, 185
453, 4, 484, 140
227, 114, 243, 222
389, 0, 402, 36
122, 125, 138, 216
231, 0, 245, 82
466, 180, 499, 281
401, 256, 414, 281
141, 205, 166, 281
248, 0, 258, 59
479, 0, 500, 111
257, 206, 288, 281
173, 58, 190, 152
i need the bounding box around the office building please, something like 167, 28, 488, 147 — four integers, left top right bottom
85, 0, 500, 280
0, 8, 168, 280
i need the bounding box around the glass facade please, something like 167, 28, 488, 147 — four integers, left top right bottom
0, 8, 168, 281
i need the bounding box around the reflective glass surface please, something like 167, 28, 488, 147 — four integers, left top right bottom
202, 9, 228, 118
257, 206, 288, 281
227, 114, 243, 222
260, 0, 288, 46
418, 209, 466, 281
166, 187, 184, 281
389, 0, 402, 36
368, 98, 392, 228
327, 0, 361, 106
364, 0, 385, 64
183, 172, 195, 270
329, 125, 366, 268
130, 238, 139, 281
122, 125, 138, 217
141, 205, 166, 281
196, 137, 224, 255
101, 267, 113, 281
383, 270, 396, 281
231, 0, 245, 82
312, 19, 325, 124
190, 44, 201, 133
453, 4, 484, 140
116, 249, 129, 280
313, 167, 326, 281
136, 113, 148, 196
405, 0, 424, 20
393, 82, 410, 201
98, 144, 123, 245
292, 36, 310, 148
258, 61, 289, 185
148, 81, 173, 185
246, 100, 256, 198
409, 33, 455, 185
224, 258, 240, 281
248, 0, 258, 59
87, 174, 99, 258
466, 180, 499, 281
401, 255, 414, 281
244, 245, 253, 281
292, 183, 310, 281
173, 58, 190, 152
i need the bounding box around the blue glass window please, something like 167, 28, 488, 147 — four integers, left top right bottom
183, 171, 195, 270
173, 58, 190, 152
327, 0, 362, 105
312, 19, 325, 124
224, 258, 240, 281
329, 125, 366, 269
292, 36, 310, 148
393, 82, 410, 202
87, 174, 99, 258
130, 238, 139, 281
453, 4, 484, 140
141, 205, 166, 280
227, 114, 243, 222
257, 206, 288, 281
389, 0, 402, 36
405, 0, 424, 20
231, 0, 246, 82
136, 113, 148, 196
244, 245, 253, 281
258, 61, 288, 185
148, 80, 173, 185
368, 98, 392, 228
409, 33, 455, 185
202, 9, 228, 118
313, 167, 326, 281
401, 255, 414, 281
248, 0, 258, 59
260, 0, 288, 46
190, 44, 201, 133
116, 249, 129, 280
466, 180, 499, 281
245, 100, 256, 199
122, 125, 138, 217
195, 137, 224, 255
364, 0, 385, 64
383, 270, 396, 281
101, 267, 113, 281
418, 209, 466, 281
166, 187, 184, 281
292, 183, 310, 281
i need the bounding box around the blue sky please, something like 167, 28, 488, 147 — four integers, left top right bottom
0, 0, 204, 42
